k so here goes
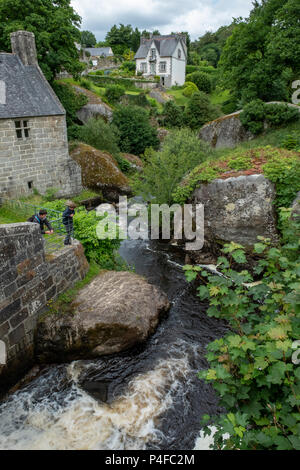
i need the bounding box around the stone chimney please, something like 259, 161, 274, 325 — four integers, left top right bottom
10, 31, 38, 66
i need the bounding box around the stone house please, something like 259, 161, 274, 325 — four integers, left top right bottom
0, 31, 82, 197
134, 34, 187, 87
76, 43, 115, 70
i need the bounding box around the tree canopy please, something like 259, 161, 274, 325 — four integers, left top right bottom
0, 0, 84, 81
219, 0, 300, 104
105, 24, 141, 55
81, 30, 96, 48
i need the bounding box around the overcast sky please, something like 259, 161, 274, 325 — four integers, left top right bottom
71, 0, 254, 42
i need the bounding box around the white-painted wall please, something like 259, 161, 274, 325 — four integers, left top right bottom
171, 42, 186, 86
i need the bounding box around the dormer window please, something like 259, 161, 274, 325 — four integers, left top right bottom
15, 120, 30, 139
178, 49, 181, 59
150, 49, 156, 59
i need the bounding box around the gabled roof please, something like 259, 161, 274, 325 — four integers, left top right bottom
134, 35, 187, 60
84, 47, 114, 57
0, 53, 65, 119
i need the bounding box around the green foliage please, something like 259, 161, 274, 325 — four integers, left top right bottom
162, 100, 184, 128
182, 82, 199, 97
132, 128, 213, 204
89, 74, 155, 90
184, 92, 219, 130
78, 78, 92, 91
105, 24, 141, 54
52, 82, 88, 127
115, 154, 131, 173
228, 155, 252, 171
0, 0, 85, 81
281, 133, 300, 151
73, 207, 120, 268
121, 61, 136, 72
81, 30, 96, 48
76, 118, 120, 157
112, 105, 159, 155
104, 84, 126, 103
262, 151, 300, 212
240, 101, 300, 135
219, 0, 300, 104
185, 72, 212, 94
185, 211, 300, 450
44, 188, 59, 202
191, 24, 235, 67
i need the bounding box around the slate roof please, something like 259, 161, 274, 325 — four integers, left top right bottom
134, 35, 187, 59
84, 47, 114, 57
0, 53, 65, 119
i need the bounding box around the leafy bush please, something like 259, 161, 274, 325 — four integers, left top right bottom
105, 84, 126, 103
121, 61, 136, 72
240, 101, 300, 135
184, 92, 219, 130
162, 100, 184, 128
186, 65, 199, 74
183, 82, 199, 97
132, 128, 213, 204
79, 78, 92, 90
184, 210, 300, 450
73, 207, 121, 268
228, 155, 252, 171
281, 133, 300, 151
77, 118, 120, 157
112, 105, 159, 155
186, 72, 212, 94
52, 82, 88, 127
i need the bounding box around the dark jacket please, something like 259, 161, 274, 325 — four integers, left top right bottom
27, 214, 53, 234
62, 207, 75, 226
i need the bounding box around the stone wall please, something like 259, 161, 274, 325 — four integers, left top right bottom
0, 115, 82, 198
0, 223, 89, 393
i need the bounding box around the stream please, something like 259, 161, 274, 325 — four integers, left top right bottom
0, 237, 228, 450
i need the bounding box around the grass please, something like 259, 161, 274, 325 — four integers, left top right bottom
167, 88, 189, 107
210, 88, 230, 106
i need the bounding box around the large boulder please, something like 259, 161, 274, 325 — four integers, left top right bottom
70, 143, 132, 202
73, 85, 113, 123
199, 111, 254, 149
191, 174, 278, 250
35, 271, 170, 363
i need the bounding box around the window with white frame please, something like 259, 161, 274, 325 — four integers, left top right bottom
15, 120, 30, 139
159, 62, 166, 73
140, 62, 147, 73
150, 48, 156, 59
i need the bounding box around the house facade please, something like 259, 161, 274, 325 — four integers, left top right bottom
0, 31, 82, 198
134, 34, 187, 87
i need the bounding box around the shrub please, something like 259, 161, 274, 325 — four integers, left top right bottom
52, 82, 88, 127
104, 84, 126, 103
185, 210, 300, 450
77, 118, 120, 157
281, 133, 300, 151
79, 78, 92, 90
240, 101, 300, 135
186, 65, 199, 74
132, 128, 213, 204
112, 105, 159, 155
121, 61, 136, 72
183, 83, 199, 97
184, 92, 219, 130
162, 100, 184, 128
186, 72, 212, 94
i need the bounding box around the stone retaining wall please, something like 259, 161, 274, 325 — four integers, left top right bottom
0, 222, 89, 393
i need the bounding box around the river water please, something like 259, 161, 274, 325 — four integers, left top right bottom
0, 238, 227, 450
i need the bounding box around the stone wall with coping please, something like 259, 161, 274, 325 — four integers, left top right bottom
0, 222, 89, 393
0, 115, 82, 198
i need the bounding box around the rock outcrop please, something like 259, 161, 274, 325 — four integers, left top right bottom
199, 102, 300, 149
35, 271, 170, 363
70, 143, 132, 202
73, 85, 113, 123
187, 174, 278, 262
199, 111, 254, 149
121, 153, 143, 170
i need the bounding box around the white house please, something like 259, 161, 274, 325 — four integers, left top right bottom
134, 34, 187, 87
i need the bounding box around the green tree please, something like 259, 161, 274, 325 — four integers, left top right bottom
105, 24, 140, 55
184, 92, 219, 130
219, 0, 299, 104
132, 128, 213, 204
52, 81, 88, 127
112, 105, 159, 155
77, 118, 120, 158
81, 30, 97, 47
0, 0, 84, 81
162, 101, 184, 128
185, 71, 212, 94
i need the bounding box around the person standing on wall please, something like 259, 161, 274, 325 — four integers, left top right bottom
62, 201, 76, 245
